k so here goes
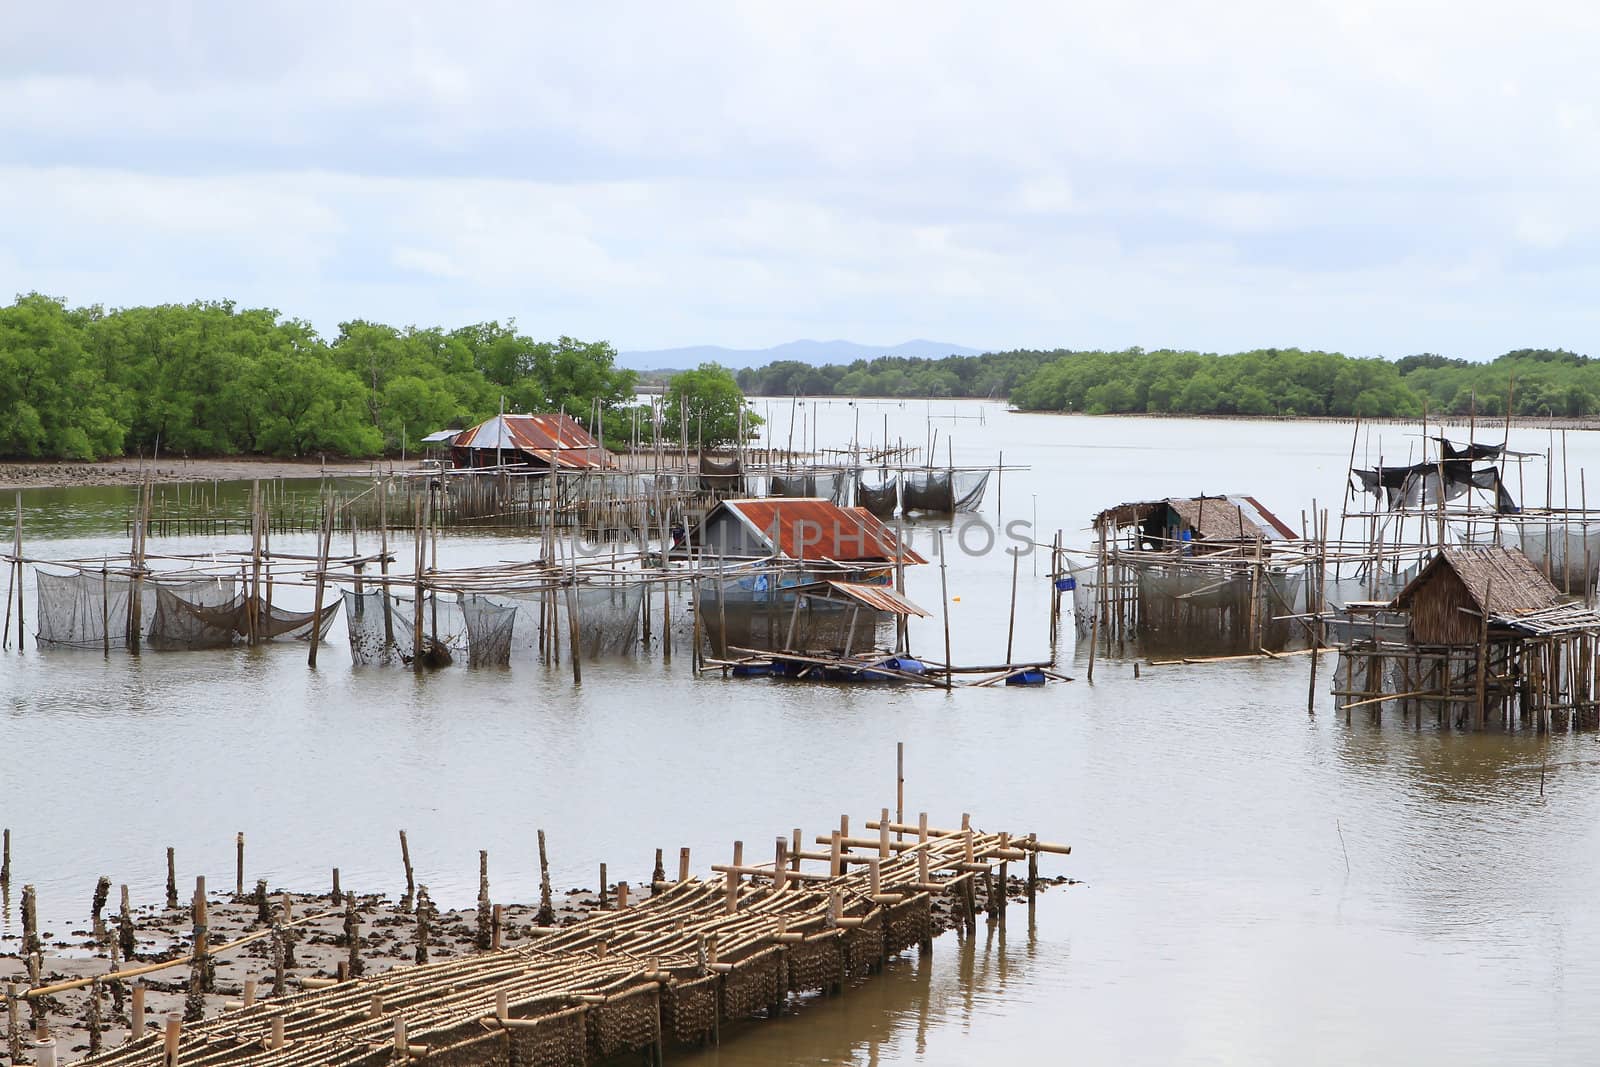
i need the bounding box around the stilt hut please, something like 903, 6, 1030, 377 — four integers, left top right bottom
1079, 493, 1313, 657
1331, 545, 1600, 730
448, 414, 612, 471
681, 498, 926, 656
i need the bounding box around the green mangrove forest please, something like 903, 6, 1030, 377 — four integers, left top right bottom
739, 347, 1590, 420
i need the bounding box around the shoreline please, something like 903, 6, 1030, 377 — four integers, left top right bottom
0, 458, 391, 493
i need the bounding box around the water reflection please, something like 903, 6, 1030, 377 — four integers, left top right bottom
678, 913, 1052, 1067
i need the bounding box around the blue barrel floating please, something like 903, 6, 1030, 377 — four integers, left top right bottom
1005, 668, 1049, 686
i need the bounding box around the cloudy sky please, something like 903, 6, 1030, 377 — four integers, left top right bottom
2, 1, 1596, 357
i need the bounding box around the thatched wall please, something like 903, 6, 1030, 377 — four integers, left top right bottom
1406, 567, 1481, 646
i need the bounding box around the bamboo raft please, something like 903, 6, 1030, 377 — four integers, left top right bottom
59, 814, 1066, 1067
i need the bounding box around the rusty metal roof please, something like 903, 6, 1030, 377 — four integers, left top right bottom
451, 414, 612, 469
719, 499, 928, 564
822, 581, 931, 617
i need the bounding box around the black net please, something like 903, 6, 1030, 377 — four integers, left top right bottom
461, 595, 519, 667
856, 475, 899, 518
146, 589, 338, 650
36, 570, 134, 649
342, 590, 469, 666
902, 471, 955, 513
346, 583, 663, 667
699, 455, 745, 493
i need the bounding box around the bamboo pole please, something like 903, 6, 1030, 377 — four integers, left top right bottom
937, 531, 952, 690
307, 498, 334, 668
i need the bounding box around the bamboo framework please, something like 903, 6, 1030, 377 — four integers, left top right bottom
70, 814, 1068, 1067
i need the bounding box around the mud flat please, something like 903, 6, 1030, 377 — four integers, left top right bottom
0, 457, 390, 492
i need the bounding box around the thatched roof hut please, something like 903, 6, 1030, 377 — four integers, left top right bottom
1092, 494, 1296, 551
1394, 545, 1564, 646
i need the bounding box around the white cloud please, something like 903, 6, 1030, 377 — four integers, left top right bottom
2, 1, 1600, 356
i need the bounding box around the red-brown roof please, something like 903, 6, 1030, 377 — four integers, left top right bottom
718, 499, 928, 564
451, 414, 612, 469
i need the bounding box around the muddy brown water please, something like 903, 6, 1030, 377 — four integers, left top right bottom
5, 404, 1600, 1064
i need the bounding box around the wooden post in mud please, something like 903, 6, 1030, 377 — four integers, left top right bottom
937, 531, 953, 690
163, 1013, 181, 1065
598, 863, 608, 910
398, 831, 415, 914
536, 830, 556, 926
166, 848, 177, 910
307, 498, 335, 667
1, 827, 8, 889
678, 847, 691, 884
235, 833, 245, 899
130, 982, 145, 1044
476, 850, 492, 950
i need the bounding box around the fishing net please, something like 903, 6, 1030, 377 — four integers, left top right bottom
698, 456, 745, 494
347, 583, 660, 667
35, 570, 134, 649
1506, 523, 1600, 593
566, 582, 646, 657
1323, 564, 1419, 609
768, 471, 812, 497
146, 589, 339, 651
856, 475, 899, 518
901, 471, 954, 513
461, 595, 519, 667
342, 590, 469, 666
768, 471, 846, 504
36, 568, 338, 652
698, 579, 887, 655
952, 470, 991, 512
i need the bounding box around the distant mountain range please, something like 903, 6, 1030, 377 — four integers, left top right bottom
617, 338, 985, 371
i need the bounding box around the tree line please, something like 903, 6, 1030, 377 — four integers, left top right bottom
0, 294, 654, 460
738, 346, 1592, 419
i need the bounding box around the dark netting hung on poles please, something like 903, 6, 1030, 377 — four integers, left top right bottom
35, 570, 134, 649
342, 590, 468, 666
698, 456, 745, 494
146, 588, 340, 650
855, 475, 899, 519
461, 595, 518, 667
562, 582, 646, 658
901, 471, 955, 513
768, 471, 813, 498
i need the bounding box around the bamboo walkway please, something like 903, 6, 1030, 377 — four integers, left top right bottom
74, 814, 1066, 1067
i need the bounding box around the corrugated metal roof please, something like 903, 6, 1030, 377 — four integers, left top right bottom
420, 429, 460, 443
719, 499, 928, 564
822, 581, 931, 617
452, 414, 612, 469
